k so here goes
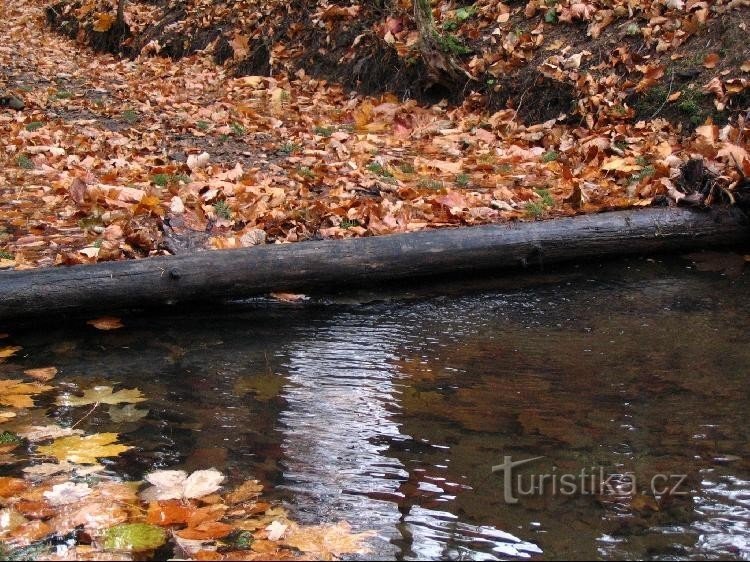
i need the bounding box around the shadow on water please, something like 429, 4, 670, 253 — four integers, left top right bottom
2, 253, 749, 560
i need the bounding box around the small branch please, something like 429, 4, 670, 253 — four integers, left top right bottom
71, 401, 100, 429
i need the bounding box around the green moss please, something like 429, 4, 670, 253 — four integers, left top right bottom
418, 177, 444, 190
541, 150, 559, 163
122, 109, 139, 124
279, 141, 301, 155
16, 155, 34, 169
366, 162, 394, 178
213, 200, 232, 219
313, 125, 334, 137
25, 121, 44, 132
455, 173, 470, 187
230, 122, 246, 136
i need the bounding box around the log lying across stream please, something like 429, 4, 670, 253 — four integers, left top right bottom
0, 207, 748, 322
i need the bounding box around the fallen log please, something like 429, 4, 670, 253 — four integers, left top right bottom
0, 207, 747, 322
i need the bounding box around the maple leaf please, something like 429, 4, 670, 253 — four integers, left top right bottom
37, 433, 131, 464
0, 379, 54, 408
282, 521, 375, 557
57, 385, 146, 407
92, 12, 115, 33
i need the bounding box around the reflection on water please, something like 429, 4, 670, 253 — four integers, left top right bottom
2, 254, 749, 560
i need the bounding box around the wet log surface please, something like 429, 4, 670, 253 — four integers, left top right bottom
0, 207, 747, 321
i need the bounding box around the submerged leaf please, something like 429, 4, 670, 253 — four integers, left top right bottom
283, 521, 375, 557
0, 379, 53, 409
0, 346, 22, 359
37, 433, 131, 464
17, 425, 84, 442
102, 523, 167, 551
23, 367, 57, 382
57, 385, 146, 407
108, 404, 149, 423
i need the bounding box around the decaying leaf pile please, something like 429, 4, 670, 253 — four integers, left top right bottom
0, 342, 374, 560
1, 0, 749, 269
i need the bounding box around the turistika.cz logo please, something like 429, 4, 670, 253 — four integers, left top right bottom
491, 456, 688, 504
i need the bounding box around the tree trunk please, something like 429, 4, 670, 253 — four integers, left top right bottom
0, 208, 747, 322
116, 0, 126, 26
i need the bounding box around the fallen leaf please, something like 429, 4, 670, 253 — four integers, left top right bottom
103, 523, 167, 551
43, 482, 92, 506
108, 404, 149, 423
23, 367, 57, 382
0, 379, 54, 408
38, 433, 131, 464
57, 385, 146, 407
93, 12, 115, 33
703, 53, 720, 69
0, 477, 28, 498
17, 425, 84, 442
141, 468, 224, 500
266, 520, 288, 541
283, 521, 375, 558
87, 316, 124, 330
0, 346, 22, 359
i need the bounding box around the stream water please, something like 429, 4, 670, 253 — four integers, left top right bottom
3, 253, 750, 560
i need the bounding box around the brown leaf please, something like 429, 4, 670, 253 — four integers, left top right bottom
87, 316, 124, 330
703, 53, 720, 69
23, 367, 57, 382
69, 178, 87, 205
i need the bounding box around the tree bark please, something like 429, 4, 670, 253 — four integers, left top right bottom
116, 0, 126, 26
0, 208, 747, 322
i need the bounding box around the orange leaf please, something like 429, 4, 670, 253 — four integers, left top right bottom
147, 500, 197, 526
703, 53, 720, 69
87, 316, 124, 330
176, 521, 234, 540
93, 12, 115, 33
0, 477, 28, 498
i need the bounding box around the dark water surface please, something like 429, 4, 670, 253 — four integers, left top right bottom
3, 254, 750, 560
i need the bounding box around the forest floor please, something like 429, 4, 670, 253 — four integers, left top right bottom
1, 0, 749, 270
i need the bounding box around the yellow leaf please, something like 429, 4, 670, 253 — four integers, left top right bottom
57, 385, 146, 407
601, 157, 642, 172
38, 433, 131, 464
0, 346, 22, 359
0, 379, 54, 408
93, 12, 115, 33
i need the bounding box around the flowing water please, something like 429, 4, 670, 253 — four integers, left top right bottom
3, 253, 750, 560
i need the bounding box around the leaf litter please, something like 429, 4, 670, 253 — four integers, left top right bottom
0, 339, 375, 560
0, 0, 748, 271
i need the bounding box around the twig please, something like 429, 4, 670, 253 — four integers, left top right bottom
71, 401, 100, 429
650, 71, 675, 120
505, 88, 529, 135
